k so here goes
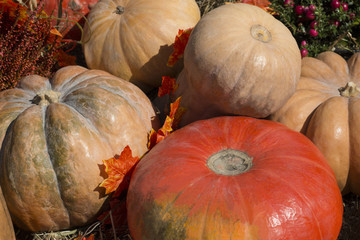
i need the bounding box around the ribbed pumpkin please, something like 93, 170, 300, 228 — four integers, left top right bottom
173, 3, 301, 127
127, 116, 343, 240
0, 65, 157, 232
0, 187, 15, 240
270, 51, 360, 194
82, 0, 201, 93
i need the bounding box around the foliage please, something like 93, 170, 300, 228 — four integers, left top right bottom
0, 0, 76, 91
269, 0, 360, 57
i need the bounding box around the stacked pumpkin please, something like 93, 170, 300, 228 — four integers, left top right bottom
0, 1, 348, 239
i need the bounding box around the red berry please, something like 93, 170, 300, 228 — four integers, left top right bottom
309, 28, 318, 37
306, 11, 316, 20
342, 3, 349, 11
331, 0, 341, 10
301, 48, 308, 57
310, 20, 318, 28
284, 0, 294, 7
333, 20, 340, 27
350, 13, 356, 20
309, 5, 316, 12
295, 5, 304, 15
301, 40, 307, 47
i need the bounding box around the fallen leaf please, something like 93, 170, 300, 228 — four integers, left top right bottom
99, 146, 139, 195
167, 28, 193, 67
158, 76, 178, 97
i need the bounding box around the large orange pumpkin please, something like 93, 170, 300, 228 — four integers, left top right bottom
270, 51, 360, 194
0, 65, 158, 232
127, 116, 343, 240
82, 0, 201, 93
173, 3, 301, 126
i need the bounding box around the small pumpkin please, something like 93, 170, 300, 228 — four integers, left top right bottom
0, 187, 15, 240
173, 3, 301, 126
270, 51, 360, 194
82, 0, 201, 93
0, 65, 158, 232
127, 116, 343, 240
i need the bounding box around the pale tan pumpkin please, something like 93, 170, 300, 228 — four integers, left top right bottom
173, 3, 301, 126
82, 0, 200, 93
0, 66, 158, 232
270, 51, 360, 194
0, 187, 15, 240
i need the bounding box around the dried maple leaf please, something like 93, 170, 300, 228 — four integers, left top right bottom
167, 28, 193, 67
99, 146, 139, 195
148, 97, 185, 150
57, 49, 77, 67
158, 76, 178, 97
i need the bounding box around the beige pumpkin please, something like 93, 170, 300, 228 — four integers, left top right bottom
82, 0, 201, 93
0, 65, 158, 232
173, 3, 301, 127
0, 187, 15, 240
270, 51, 360, 194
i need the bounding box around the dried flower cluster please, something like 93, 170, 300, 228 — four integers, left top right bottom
0, 1, 73, 91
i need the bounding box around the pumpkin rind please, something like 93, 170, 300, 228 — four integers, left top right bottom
0, 187, 15, 240
82, 0, 201, 92
173, 3, 301, 126
0, 65, 157, 232
127, 116, 343, 240
270, 51, 360, 194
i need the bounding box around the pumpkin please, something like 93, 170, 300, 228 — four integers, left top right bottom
0, 65, 158, 232
127, 116, 343, 240
270, 51, 360, 194
173, 3, 301, 127
82, 0, 201, 93
0, 187, 15, 240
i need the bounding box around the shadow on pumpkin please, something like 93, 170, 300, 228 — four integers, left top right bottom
129, 44, 184, 95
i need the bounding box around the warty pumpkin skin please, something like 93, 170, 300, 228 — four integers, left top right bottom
0, 187, 15, 240
270, 51, 360, 194
173, 3, 301, 127
82, 0, 201, 93
127, 116, 343, 240
0, 65, 158, 232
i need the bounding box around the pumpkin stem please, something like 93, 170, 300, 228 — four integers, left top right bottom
250, 24, 272, 43
338, 81, 360, 97
207, 149, 253, 175
31, 90, 61, 106
114, 6, 124, 14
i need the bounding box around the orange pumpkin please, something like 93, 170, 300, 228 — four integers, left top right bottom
82, 0, 201, 93
270, 51, 360, 194
127, 116, 343, 239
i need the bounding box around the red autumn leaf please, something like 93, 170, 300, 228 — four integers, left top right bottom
74, 234, 95, 240
158, 76, 178, 97
167, 28, 193, 67
99, 146, 139, 195
169, 97, 186, 129
57, 49, 77, 67
147, 97, 185, 150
